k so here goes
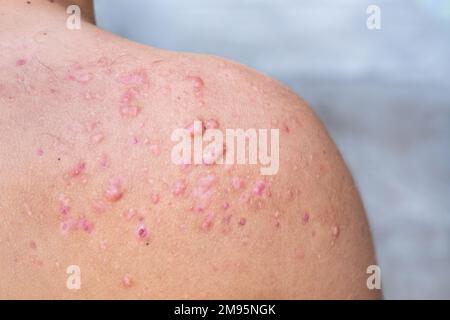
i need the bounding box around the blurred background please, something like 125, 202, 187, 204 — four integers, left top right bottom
94, 0, 450, 299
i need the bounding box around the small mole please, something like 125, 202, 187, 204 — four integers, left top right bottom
26, 1, 31, 4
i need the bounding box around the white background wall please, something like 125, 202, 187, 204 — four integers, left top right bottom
95, 0, 450, 299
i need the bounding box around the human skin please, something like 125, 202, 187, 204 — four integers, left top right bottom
0, 0, 380, 299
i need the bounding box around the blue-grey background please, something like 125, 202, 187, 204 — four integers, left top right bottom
94, 0, 450, 299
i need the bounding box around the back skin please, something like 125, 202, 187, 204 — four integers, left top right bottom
0, 0, 380, 299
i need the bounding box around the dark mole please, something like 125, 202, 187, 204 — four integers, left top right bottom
26, 1, 31, 4
145, 242, 149, 246
57, 157, 61, 161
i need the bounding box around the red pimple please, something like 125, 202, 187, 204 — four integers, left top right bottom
36, 148, 44, 156
59, 205, 71, 216
135, 222, 150, 240
252, 180, 266, 196
69, 161, 86, 177
105, 178, 124, 202
238, 217, 247, 226
16, 59, 27, 66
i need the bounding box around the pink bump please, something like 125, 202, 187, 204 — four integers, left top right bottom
122, 275, 133, 288
187, 76, 204, 91
205, 119, 219, 129
36, 148, 44, 156
332, 225, 340, 238
302, 212, 310, 225
69, 161, 86, 178
252, 180, 266, 196
91, 133, 105, 144
135, 222, 150, 241
105, 178, 124, 202
238, 217, 247, 226
16, 59, 27, 66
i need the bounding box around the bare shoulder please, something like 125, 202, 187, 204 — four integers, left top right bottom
0, 33, 379, 299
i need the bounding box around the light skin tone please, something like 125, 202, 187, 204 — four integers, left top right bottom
0, 0, 381, 299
